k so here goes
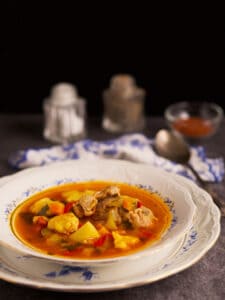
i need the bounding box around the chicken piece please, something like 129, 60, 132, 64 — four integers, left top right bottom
73, 194, 98, 217
93, 203, 108, 220
73, 203, 84, 218
128, 206, 156, 228
118, 207, 130, 223
92, 186, 121, 220
101, 196, 122, 208
79, 194, 98, 216
95, 186, 120, 200
47, 212, 79, 234
93, 196, 122, 220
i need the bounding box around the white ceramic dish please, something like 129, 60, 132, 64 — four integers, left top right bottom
0, 159, 196, 266
0, 167, 220, 292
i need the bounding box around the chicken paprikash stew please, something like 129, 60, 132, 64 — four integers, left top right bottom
11, 181, 172, 259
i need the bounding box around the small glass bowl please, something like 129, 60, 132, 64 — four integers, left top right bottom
164, 101, 224, 142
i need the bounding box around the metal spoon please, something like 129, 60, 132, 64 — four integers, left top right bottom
155, 129, 225, 216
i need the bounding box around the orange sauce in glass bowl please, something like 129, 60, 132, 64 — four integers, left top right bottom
172, 117, 214, 138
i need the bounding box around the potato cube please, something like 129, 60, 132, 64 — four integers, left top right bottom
106, 210, 118, 230
62, 190, 84, 202
112, 231, 140, 249
69, 221, 100, 243
47, 212, 79, 234
30, 198, 53, 215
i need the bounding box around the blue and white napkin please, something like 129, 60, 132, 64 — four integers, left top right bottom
9, 134, 224, 183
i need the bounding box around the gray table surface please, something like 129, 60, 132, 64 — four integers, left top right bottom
0, 114, 224, 300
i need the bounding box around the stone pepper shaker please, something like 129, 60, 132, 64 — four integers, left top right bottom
102, 74, 146, 133
43, 83, 86, 143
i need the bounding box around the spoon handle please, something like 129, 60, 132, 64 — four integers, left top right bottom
204, 186, 225, 217
187, 163, 225, 217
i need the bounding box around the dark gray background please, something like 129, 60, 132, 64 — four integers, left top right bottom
1, 3, 224, 116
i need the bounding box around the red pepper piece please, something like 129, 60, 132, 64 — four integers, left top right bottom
64, 202, 74, 213
137, 201, 143, 208
94, 233, 113, 247
62, 250, 71, 256
93, 235, 108, 247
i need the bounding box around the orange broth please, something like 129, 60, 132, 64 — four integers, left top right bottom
11, 181, 172, 259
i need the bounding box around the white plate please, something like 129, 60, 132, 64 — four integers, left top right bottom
0, 160, 196, 266
0, 162, 220, 292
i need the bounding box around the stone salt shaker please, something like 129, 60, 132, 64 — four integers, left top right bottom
43, 83, 86, 143
102, 74, 146, 133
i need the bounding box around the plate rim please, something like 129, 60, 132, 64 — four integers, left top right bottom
0, 160, 221, 292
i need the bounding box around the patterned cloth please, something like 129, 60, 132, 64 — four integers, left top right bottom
9, 134, 224, 183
